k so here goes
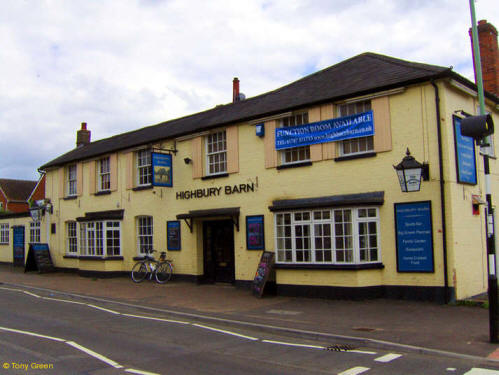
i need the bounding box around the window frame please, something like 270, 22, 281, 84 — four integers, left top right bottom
205, 130, 227, 176
29, 221, 41, 244
137, 216, 153, 255
136, 150, 152, 187
98, 157, 111, 192
279, 112, 310, 165
67, 164, 77, 196
79, 220, 121, 257
66, 221, 78, 254
0, 223, 9, 244
338, 100, 374, 157
274, 207, 380, 266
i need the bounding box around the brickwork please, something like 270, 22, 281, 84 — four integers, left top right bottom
470, 20, 499, 96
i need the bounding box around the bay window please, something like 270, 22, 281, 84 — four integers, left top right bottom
275, 207, 380, 265
79, 220, 121, 257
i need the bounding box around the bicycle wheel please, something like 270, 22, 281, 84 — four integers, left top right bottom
131, 262, 148, 283
155, 262, 173, 284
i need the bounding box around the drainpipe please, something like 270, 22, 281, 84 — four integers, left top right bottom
432, 80, 450, 304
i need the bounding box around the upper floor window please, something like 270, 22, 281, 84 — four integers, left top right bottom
279, 112, 310, 165
275, 207, 380, 265
338, 100, 373, 156
0, 223, 9, 244
30, 222, 41, 244
137, 150, 152, 186
137, 216, 153, 254
206, 131, 227, 175
67, 165, 77, 196
98, 157, 111, 192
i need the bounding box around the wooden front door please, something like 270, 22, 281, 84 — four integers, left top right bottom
203, 220, 235, 283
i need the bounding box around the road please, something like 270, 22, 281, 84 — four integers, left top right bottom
0, 286, 498, 375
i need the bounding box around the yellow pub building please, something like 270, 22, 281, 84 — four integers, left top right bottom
1, 51, 499, 303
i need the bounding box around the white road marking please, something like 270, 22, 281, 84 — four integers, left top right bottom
192, 323, 259, 341
125, 368, 161, 375
374, 353, 402, 362
447, 369, 457, 372
86, 304, 121, 315
66, 341, 123, 368
41, 296, 87, 305
0, 286, 24, 292
0, 326, 66, 342
122, 313, 189, 325
464, 369, 499, 374
338, 366, 370, 375
349, 349, 377, 355
261, 339, 325, 350
23, 291, 41, 298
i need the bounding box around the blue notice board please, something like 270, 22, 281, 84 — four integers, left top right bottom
394, 201, 434, 273
152, 153, 173, 187
453, 116, 477, 185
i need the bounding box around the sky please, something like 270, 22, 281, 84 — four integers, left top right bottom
1, 0, 498, 180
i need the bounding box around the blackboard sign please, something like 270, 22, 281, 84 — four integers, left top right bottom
252, 251, 275, 297
395, 201, 434, 273
167, 221, 181, 251
25, 243, 56, 273
453, 116, 477, 185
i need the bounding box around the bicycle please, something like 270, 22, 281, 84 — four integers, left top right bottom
131, 249, 173, 284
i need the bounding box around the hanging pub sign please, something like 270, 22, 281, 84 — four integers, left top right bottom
394, 201, 434, 273
275, 110, 374, 150
152, 153, 173, 187
167, 221, 181, 251
453, 116, 477, 185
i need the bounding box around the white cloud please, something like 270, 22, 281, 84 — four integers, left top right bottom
0, 0, 497, 179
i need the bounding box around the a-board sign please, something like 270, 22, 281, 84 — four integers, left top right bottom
25, 243, 56, 273
252, 251, 275, 297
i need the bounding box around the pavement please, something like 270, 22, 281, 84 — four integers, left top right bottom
1, 263, 499, 365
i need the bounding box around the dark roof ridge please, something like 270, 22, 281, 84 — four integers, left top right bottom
0, 178, 37, 183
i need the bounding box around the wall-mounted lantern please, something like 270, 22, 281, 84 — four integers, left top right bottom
393, 148, 427, 192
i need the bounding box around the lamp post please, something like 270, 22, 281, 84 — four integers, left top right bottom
393, 148, 425, 192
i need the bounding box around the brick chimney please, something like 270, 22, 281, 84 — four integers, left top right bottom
469, 20, 499, 96
76, 122, 91, 147
233, 77, 240, 103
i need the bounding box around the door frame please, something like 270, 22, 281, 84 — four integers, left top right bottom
202, 220, 235, 283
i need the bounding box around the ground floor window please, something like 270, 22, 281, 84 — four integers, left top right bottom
79, 221, 121, 257
137, 216, 153, 254
66, 221, 77, 254
275, 207, 380, 265
29, 222, 41, 243
0, 223, 9, 244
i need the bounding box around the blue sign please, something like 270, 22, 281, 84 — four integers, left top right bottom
13, 226, 24, 259
453, 116, 477, 185
167, 221, 181, 251
395, 201, 434, 273
152, 153, 173, 187
275, 111, 374, 150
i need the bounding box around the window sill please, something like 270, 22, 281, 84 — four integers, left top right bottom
63, 255, 124, 261
132, 185, 153, 192
63, 196, 78, 201
202, 173, 229, 180
94, 190, 111, 196
335, 152, 376, 162
274, 262, 384, 270
276, 161, 313, 170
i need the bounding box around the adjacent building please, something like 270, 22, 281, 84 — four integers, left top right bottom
1, 21, 498, 303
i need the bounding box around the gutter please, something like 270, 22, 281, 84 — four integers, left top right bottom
431, 80, 450, 303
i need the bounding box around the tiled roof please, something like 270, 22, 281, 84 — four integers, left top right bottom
40, 52, 488, 169
0, 179, 37, 202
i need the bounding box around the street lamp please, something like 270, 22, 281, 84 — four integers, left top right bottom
393, 148, 425, 192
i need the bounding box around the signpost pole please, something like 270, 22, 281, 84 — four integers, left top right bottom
469, 0, 498, 343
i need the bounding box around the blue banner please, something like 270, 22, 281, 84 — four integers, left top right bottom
275, 110, 374, 150
395, 201, 434, 273
453, 116, 477, 185
152, 153, 173, 187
